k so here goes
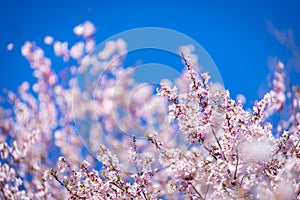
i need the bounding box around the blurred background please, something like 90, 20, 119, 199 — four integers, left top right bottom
0, 0, 299, 107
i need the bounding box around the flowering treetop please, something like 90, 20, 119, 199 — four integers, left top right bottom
0, 21, 299, 199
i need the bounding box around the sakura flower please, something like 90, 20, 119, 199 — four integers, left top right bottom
53, 41, 69, 61
44, 35, 54, 45
70, 41, 84, 59
73, 20, 96, 38
7, 43, 14, 51
239, 138, 273, 163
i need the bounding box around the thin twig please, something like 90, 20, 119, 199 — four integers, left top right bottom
204, 185, 209, 200
132, 136, 148, 200
211, 128, 226, 161
191, 184, 204, 200
199, 139, 218, 161
0, 182, 9, 200
234, 149, 239, 184
109, 181, 124, 191
180, 52, 198, 91
51, 171, 82, 199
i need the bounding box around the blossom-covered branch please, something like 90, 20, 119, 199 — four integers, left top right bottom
0, 21, 299, 199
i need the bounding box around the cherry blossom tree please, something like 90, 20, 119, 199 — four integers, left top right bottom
0, 21, 299, 199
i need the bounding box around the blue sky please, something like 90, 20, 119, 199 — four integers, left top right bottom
0, 0, 299, 107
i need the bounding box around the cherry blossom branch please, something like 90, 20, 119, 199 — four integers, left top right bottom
1, 20, 300, 199
180, 52, 198, 91
48, 168, 79, 198
131, 135, 148, 200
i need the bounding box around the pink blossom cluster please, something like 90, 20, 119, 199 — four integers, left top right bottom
0, 21, 299, 199
157, 56, 300, 199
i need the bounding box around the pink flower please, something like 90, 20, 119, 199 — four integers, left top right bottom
53, 41, 69, 61
44, 35, 54, 45
7, 43, 14, 51
73, 20, 96, 38
70, 42, 84, 59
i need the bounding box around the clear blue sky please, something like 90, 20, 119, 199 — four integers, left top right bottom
0, 0, 299, 106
